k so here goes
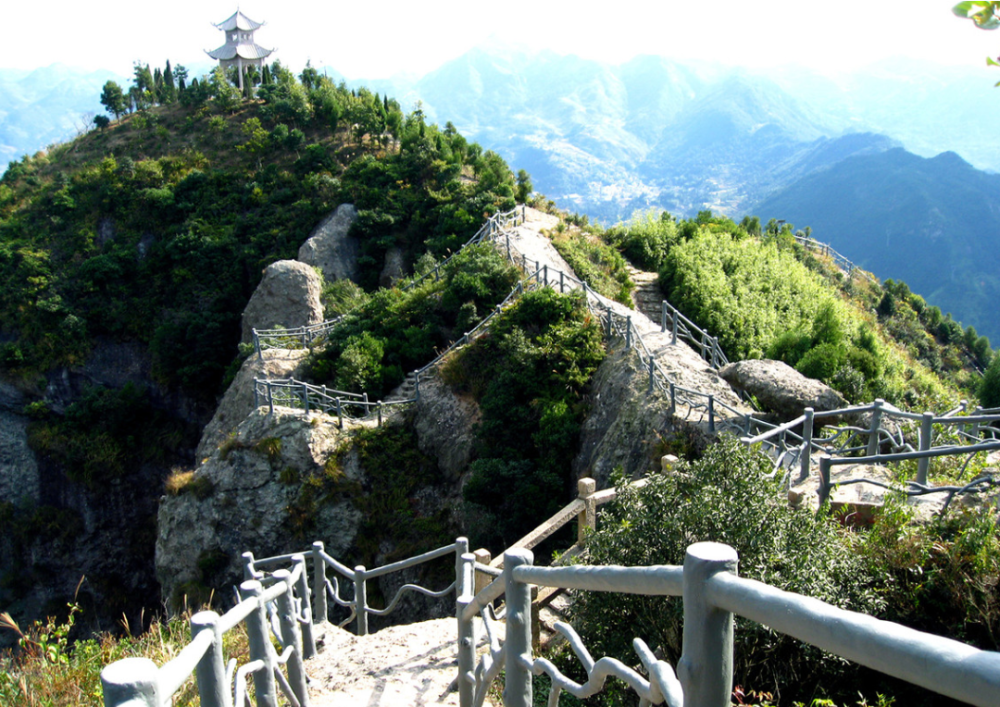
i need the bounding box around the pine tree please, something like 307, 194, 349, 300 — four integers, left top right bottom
162, 61, 176, 103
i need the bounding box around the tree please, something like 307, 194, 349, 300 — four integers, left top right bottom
99, 81, 127, 121
954, 2, 1000, 82
980, 350, 1000, 407
209, 67, 241, 113
93, 114, 110, 130
174, 64, 188, 93
162, 61, 176, 104
515, 169, 533, 204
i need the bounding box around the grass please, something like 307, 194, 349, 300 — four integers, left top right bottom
0, 600, 249, 706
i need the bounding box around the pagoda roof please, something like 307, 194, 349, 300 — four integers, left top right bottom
207, 42, 274, 61
214, 10, 263, 31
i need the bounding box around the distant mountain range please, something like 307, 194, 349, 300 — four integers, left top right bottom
4, 49, 1000, 340
757, 148, 1000, 343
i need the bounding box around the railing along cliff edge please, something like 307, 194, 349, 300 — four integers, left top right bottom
103, 471, 1000, 707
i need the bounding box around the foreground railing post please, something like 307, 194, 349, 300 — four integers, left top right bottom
917, 411, 934, 485
273, 569, 310, 707
577, 478, 596, 542
190, 611, 229, 707
101, 657, 161, 707
818, 455, 833, 506
311, 541, 328, 624
293, 555, 317, 659
456, 548, 476, 707
679, 542, 738, 707
242, 580, 279, 707
867, 399, 884, 457
799, 408, 815, 482
354, 565, 369, 636
503, 549, 534, 707
242, 551, 257, 581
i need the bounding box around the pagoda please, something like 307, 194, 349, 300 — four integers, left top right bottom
206, 10, 274, 91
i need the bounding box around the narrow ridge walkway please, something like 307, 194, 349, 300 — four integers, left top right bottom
306, 620, 497, 707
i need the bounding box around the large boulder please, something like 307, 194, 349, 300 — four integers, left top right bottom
195, 349, 310, 461
410, 375, 479, 481
297, 204, 360, 284
241, 260, 324, 343
718, 359, 846, 421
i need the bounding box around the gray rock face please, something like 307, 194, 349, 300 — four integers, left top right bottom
157, 408, 362, 607
298, 204, 360, 284
379, 246, 406, 288
718, 359, 847, 421
0, 410, 39, 505
241, 260, 324, 343
411, 375, 479, 481
195, 349, 310, 462
573, 349, 712, 488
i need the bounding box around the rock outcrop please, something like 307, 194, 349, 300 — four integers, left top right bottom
411, 375, 479, 481
297, 204, 360, 284
379, 246, 406, 287
195, 349, 310, 461
718, 359, 847, 421
157, 408, 363, 607
241, 260, 324, 344
0, 381, 38, 505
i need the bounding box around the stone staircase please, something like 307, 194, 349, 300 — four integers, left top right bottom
627, 265, 663, 324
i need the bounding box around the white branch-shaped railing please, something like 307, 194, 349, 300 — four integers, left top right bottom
742, 399, 1000, 503
102, 557, 314, 707
461, 542, 1000, 707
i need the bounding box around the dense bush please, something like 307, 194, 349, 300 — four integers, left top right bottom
603, 208, 679, 271
571, 438, 882, 705
443, 288, 605, 549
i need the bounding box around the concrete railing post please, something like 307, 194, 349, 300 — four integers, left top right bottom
708, 395, 716, 434
254, 379, 260, 410
311, 542, 328, 624
799, 408, 815, 482
273, 569, 310, 707
502, 549, 534, 707
293, 555, 317, 659
254, 330, 263, 361
670, 383, 676, 415
354, 565, 368, 636
605, 305, 612, 339
867, 399, 884, 457
190, 611, 228, 707
818, 455, 833, 506
456, 548, 476, 707
560, 270, 565, 294
415, 372, 421, 402
101, 657, 161, 707
577, 478, 597, 543
648, 356, 656, 394
377, 401, 383, 427
661, 301, 667, 332
543, 264, 548, 287
302, 382, 309, 413
672, 309, 679, 345
678, 542, 738, 707
242, 551, 257, 581
335, 398, 343, 429
473, 549, 492, 596
241, 580, 279, 707
917, 411, 934, 486
625, 316, 632, 349
266, 380, 274, 416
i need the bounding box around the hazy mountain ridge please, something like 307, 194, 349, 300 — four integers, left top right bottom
756, 147, 1000, 342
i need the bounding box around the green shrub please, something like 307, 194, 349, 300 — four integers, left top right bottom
572, 438, 882, 704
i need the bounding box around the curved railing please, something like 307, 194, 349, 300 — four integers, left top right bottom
101, 557, 314, 707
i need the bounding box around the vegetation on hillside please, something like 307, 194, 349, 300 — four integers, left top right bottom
571, 438, 1000, 706
605, 208, 989, 408
443, 288, 606, 549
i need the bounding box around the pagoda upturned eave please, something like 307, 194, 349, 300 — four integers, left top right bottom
206, 43, 274, 61
214, 10, 263, 31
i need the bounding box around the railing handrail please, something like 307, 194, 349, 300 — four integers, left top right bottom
467, 542, 1000, 707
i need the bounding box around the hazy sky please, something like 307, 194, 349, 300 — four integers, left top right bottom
2, 0, 998, 79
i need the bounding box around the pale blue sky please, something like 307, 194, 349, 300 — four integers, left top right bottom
2, 0, 998, 79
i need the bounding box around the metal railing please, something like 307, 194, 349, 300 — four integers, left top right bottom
461, 542, 1000, 707
742, 398, 1000, 503
101, 557, 314, 707
794, 234, 877, 285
